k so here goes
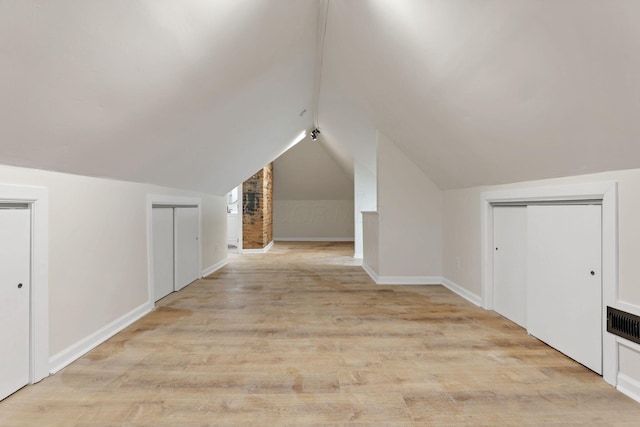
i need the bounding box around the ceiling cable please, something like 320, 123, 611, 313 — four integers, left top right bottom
311, 0, 330, 132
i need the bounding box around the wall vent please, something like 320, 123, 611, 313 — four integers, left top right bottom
607, 306, 640, 345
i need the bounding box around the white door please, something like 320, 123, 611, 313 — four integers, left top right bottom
493, 206, 527, 328
0, 208, 31, 400
527, 204, 602, 374
152, 208, 174, 302
174, 207, 200, 291
227, 213, 238, 245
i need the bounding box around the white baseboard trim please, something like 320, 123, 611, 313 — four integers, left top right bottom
353, 252, 363, 259
49, 302, 153, 374
376, 275, 442, 285
618, 373, 640, 404
240, 240, 274, 254
362, 262, 379, 283
361, 264, 441, 285
361, 267, 482, 305
441, 277, 482, 306
274, 237, 355, 242
201, 257, 229, 278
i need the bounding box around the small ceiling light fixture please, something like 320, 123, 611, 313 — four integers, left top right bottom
310, 128, 320, 141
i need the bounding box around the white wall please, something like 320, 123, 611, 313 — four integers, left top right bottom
273, 137, 354, 240
362, 211, 379, 275
0, 164, 226, 359
201, 196, 228, 269
376, 133, 443, 278
273, 200, 353, 240
354, 161, 377, 258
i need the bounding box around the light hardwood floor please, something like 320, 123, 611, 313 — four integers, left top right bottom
1, 242, 639, 426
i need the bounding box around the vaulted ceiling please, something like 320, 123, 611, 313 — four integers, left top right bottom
2, 0, 639, 195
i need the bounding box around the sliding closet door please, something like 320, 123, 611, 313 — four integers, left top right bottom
493, 206, 527, 328
527, 205, 602, 374
0, 207, 31, 401
174, 207, 200, 291
152, 207, 174, 302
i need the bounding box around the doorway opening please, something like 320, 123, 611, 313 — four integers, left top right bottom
226, 185, 241, 254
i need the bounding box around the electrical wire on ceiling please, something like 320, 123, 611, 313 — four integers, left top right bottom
311, 0, 330, 134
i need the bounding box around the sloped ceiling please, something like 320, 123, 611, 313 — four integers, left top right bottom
2, 0, 640, 194
0, 0, 316, 195
320, 0, 640, 189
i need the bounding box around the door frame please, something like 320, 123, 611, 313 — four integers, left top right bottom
481, 181, 617, 386
237, 184, 243, 252
147, 195, 201, 305
0, 184, 49, 384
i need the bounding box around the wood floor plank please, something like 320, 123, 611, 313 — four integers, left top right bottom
1, 242, 639, 426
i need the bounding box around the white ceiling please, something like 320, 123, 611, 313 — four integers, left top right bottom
2, 0, 640, 194
0, 0, 317, 194
321, 0, 640, 189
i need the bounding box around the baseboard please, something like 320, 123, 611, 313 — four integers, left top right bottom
618, 373, 640, 404
362, 262, 380, 284
361, 264, 441, 285
441, 277, 482, 306
201, 257, 229, 278
240, 240, 274, 254
377, 275, 442, 285
49, 302, 153, 374
274, 237, 355, 242
353, 252, 363, 259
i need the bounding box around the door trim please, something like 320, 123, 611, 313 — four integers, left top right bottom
147, 195, 201, 305
0, 184, 49, 384
481, 181, 617, 386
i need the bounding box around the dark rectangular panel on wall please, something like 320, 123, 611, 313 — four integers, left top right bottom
607, 306, 640, 345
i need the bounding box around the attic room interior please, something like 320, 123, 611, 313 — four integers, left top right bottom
2, 0, 640, 424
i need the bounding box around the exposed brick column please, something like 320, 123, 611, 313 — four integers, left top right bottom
242, 163, 273, 250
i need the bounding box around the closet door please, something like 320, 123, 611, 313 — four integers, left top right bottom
527, 205, 602, 374
493, 206, 527, 328
174, 207, 200, 291
152, 207, 174, 302
0, 208, 31, 400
